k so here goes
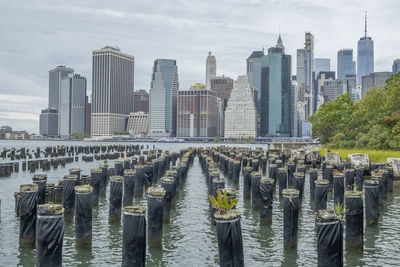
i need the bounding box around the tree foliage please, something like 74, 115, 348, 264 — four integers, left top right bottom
310, 73, 400, 150
70, 133, 89, 139
113, 131, 129, 135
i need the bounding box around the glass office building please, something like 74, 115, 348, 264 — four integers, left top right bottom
149, 59, 179, 136
337, 49, 355, 80
260, 35, 293, 137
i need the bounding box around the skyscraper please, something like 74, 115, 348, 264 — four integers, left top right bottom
39, 108, 58, 137
296, 49, 306, 102
91, 46, 135, 137
393, 59, 400, 74
314, 58, 330, 76
343, 74, 358, 102
85, 102, 91, 136
48, 66, 74, 110
224, 75, 257, 138
177, 83, 217, 137
323, 80, 345, 102
260, 35, 293, 137
210, 76, 234, 111
43, 65, 75, 136
357, 12, 374, 84
305, 32, 315, 117
149, 59, 179, 136
247, 50, 264, 105
361, 72, 392, 97
206, 52, 216, 89
337, 49, 356, 80
291, 79, 299, 137
315, 71, 335, 108
210, 76, 234, 137
133, 90, 149, 113
59, 74, 87, 137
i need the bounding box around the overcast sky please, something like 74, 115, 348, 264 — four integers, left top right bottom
0, 0, 398, 133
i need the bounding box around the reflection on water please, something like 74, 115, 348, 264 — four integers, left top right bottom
1, 140, 400, 266
17, 246, 35, 267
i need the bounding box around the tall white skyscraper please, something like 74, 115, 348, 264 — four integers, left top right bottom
91, 46, 135, 137
149, 59, 179, 136
224, 75, 257, 138
206, 52, 216, 89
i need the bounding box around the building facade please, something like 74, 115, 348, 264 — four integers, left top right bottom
343, 74, 358, 102
39, 108, 59, 137
126, 112, 148, 135
315, 71, 335, 108
59, 74, 87, 137
216, 98, 224, 137
45, 66, 74, 136
91, 46, 135, 137
296, 49, 306, 102
206, 52, 216, 89
337, 49, 355, 80
260, 36, 293, 137
305, 32, 315, 117
48, 66, 74, 110
323, 79, 345, 102
393, 59, 400, 74
134, 90, 149, 113
210, 76, 234, 111
291, 79, 299, 137
85, 102, 91, 136
314, 58, 330, 76
149, 59, 179, 136
247, 51, 264, 106
177, 83, 217, 137
224, 76, 257, 138
357, 14, 374, 84
361, 72, 392, 97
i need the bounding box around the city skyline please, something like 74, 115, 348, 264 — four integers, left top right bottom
1, 0, 399, 133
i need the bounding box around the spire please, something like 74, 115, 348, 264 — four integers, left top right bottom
364, 11, 367, 38
208, 51, 211, 56
276, 33, 285, 53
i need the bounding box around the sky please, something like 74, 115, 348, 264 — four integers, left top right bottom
0, 0, 398, 133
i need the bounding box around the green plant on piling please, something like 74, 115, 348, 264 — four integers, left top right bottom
334, 203, 347, 219
353, 183, 358, 192
208, 189, 238, 214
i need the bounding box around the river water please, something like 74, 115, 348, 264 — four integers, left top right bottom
0, 140, 400, 266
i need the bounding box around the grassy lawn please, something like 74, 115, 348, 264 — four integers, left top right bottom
318, 148, 400, 163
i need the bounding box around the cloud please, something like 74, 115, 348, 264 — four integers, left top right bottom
0, 0, 399, 133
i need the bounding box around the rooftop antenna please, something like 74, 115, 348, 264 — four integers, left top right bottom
364, 11, 367, 38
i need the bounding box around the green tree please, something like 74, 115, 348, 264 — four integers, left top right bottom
70, 133, 88, 140
309, 92, 354, 143
214, 136, 222, 142
114, 131, 129, 135
310, 73, 400, 150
